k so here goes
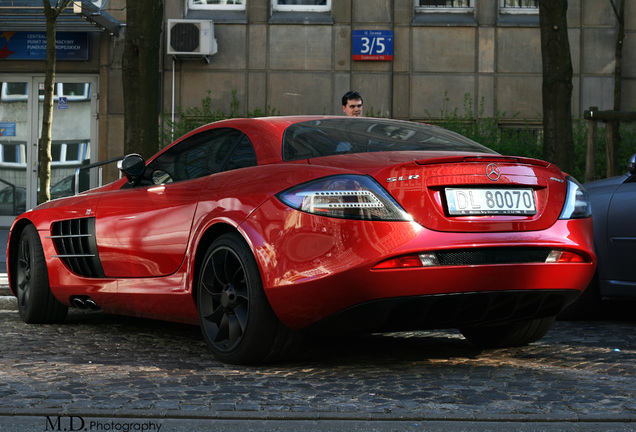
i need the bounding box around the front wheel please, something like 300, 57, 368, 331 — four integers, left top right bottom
197, 233, 298, 365
15, 224, 68, 324
460, 316, 556, 348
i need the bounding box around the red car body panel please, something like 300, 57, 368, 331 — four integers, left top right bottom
6, 116, 596, 334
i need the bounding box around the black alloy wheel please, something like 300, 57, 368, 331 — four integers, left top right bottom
15, 224, 68, 323
197, 233, 298, 365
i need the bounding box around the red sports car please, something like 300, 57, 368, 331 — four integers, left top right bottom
7, 116, 596, 364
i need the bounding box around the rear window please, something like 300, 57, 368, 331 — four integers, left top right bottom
283, 118, 497, 161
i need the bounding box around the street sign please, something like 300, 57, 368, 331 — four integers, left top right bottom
352, 30, 393, 61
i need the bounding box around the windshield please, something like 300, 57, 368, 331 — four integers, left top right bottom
283, 118, 497, 161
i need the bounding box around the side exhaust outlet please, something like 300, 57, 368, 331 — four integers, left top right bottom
70, 296, 101, 311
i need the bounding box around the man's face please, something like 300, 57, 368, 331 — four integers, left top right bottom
343, 98, 363, 117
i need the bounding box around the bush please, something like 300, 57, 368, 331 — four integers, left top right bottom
427, 93, 636, 182
160, 90, 279, 148
162, 90, 636, 181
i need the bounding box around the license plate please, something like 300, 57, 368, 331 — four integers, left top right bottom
445, 188, 537, 215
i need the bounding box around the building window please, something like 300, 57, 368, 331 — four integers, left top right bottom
1, 82, 28, 102
416, 0, 473, 9
1, 83, 90, 102
0, 142, 25, 165
51, 141, 90, 166
500, 0, 538, 13
272, 0, 331, 12
188, 0, 245, 10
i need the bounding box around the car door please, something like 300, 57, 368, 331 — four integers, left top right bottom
606, 178, 636, 283
94, 128, 245, 278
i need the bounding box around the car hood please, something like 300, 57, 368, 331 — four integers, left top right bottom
308, 151, 568, 233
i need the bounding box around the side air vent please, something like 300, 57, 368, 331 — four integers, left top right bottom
49, 218, 105, 278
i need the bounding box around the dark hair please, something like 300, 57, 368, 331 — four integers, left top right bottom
342, 91, 363, 107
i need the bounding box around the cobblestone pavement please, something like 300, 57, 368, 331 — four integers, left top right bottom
0, 294, 635, 428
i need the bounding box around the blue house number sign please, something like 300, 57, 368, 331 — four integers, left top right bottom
352, 30, 393, 61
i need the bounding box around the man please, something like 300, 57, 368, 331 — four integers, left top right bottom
342, 91, 363, 117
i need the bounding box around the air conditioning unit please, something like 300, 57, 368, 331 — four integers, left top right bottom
167, 20, 218, 57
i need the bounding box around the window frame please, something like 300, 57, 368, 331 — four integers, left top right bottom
187, 0, 246, 11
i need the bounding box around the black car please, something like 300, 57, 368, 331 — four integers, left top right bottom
561, 154, 636, 318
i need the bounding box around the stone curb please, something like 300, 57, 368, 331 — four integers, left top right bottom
0, 408, 634, 423
1, 272, 14, 310
1, 272, 12, 309
0, 296, 16, 311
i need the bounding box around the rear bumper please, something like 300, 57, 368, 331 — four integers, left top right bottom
245, 201, 596, 330
306, 289, 580, 334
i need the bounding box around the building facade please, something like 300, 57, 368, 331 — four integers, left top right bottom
0, 0, 634, 225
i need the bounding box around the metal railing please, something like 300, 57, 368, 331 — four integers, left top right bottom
71, 155, 124, 196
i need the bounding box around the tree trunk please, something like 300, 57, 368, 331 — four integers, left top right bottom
538, 0, 574, 174
39, 0, 72, 204
608, 0, 625, 176
122, 0, 164, 159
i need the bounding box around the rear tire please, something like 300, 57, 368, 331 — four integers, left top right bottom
15, 225, 68, 324
197, 233, 298, 364
460, 316, 555, 348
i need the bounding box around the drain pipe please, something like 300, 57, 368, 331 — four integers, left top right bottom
172, 57, 176, 142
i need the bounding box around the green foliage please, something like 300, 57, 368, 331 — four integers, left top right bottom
162, 90, 636, 181
160, 90, 279, 148
365, 106, 385, 118
577, 122, 636, 181
427, 93, 636, 182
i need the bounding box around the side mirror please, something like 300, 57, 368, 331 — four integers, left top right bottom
117, 154, 146, 184
628, 154, 636, 175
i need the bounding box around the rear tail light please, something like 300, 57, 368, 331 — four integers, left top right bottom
545, 250, 586, 263
277, 175, 412, 221
373, 253, 439, 269
559, 176, 592, 219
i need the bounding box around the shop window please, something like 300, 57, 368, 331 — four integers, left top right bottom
272, 0, 330, 12
188, 0, 245, 10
